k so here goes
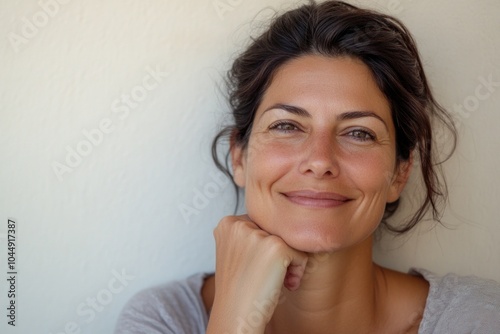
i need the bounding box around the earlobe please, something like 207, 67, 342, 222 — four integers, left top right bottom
387, 155, 413, 203
230, 138, 246, 188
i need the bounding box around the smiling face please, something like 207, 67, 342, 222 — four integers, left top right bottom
231, 55, 411, 253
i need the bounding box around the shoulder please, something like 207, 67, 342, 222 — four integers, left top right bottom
114, 272, 210, 334
411, 268, 500, 334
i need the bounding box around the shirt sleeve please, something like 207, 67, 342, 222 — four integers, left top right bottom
414, 268, 500, 334
114, 287, 179, 334
114, 274, 208, 334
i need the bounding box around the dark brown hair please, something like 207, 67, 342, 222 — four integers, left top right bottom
211, 0, 456, 233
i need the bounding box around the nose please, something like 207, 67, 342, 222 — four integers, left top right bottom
298, 132, 340, 178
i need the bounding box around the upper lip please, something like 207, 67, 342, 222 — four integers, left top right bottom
282, 190, 351, 201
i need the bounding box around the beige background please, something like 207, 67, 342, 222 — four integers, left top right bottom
0, 0, 499, 333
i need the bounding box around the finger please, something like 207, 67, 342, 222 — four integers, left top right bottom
283, 251, 308, 291
284, 264, 305, 291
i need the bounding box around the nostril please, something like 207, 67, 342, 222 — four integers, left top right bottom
298, 137, 339, 177
300, 160, 339, 178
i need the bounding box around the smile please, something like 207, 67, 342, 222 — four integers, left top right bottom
281, 190, 351, 208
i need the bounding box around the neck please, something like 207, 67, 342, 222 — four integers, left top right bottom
267, 236, 385, 334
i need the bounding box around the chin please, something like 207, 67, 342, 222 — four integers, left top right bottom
265, 214, 379, 254
285, 230, 375, 254
283, 234, 344, 253
271, 221, 352, 253
247, 207, 379, 253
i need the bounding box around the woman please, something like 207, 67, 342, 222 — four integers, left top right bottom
115, 1, 500, 333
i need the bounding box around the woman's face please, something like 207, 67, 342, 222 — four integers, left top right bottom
231, 55, 410, 253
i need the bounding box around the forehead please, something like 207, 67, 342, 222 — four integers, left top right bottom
258, 55, 392, 121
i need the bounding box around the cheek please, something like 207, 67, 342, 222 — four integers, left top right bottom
341, 148, 395, 195
244, 140, 298, 184
243, 141, 298, 227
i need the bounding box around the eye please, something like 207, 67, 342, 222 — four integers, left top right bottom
269, 121, 300, 133
346, 129, 376, 142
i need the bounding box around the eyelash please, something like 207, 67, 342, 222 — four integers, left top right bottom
346, 129, 376, 142
269, 121, 300, 133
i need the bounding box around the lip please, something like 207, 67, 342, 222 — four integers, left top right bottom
281, 190, 351, 208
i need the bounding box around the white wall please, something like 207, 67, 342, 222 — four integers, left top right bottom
0, 0, 498, 333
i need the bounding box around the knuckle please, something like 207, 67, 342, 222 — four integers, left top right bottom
218, 215, 234, 227
264, 235, 287, 254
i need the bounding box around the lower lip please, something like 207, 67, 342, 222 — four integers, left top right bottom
282, 194, 349, 208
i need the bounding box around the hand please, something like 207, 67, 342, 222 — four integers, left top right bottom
206, 215, 309, 334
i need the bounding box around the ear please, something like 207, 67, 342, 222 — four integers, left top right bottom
230, 133, 247, 188
387, 154, 413, 203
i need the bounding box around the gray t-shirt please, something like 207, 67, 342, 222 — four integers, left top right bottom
114, 268, 500, 333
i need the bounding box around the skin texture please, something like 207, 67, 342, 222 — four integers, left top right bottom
205, 55, 429, 334
233, 55, 408, 253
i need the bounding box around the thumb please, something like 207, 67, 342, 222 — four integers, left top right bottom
283, 251, 308, 291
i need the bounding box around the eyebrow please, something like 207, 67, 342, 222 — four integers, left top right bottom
262, 103, 388, 130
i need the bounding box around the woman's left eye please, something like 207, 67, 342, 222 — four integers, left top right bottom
347, 129, 376, 141
269, 121, 300, 133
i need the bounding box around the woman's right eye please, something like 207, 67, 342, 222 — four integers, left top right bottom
269, 121, 300, 133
